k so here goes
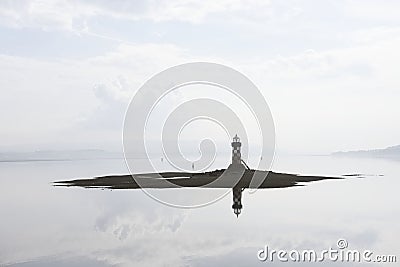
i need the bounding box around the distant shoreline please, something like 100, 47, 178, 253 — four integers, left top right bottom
332, 144, 400, 159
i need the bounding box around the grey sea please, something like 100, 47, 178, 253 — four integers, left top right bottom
1, 155, 399, 266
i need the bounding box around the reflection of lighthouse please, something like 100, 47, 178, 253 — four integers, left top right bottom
231, 134, 244, 217
232, 186, 243, 217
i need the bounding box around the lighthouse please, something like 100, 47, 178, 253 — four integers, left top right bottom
231, 134, 241, 165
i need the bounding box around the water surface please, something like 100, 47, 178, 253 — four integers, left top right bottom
0, 155, 398, 266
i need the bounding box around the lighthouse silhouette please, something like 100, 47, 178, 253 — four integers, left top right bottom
231, 134, 242, 165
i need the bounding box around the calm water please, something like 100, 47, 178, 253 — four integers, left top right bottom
0, 155, 399, 266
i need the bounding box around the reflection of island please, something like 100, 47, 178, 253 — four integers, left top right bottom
55, 135, 351, 217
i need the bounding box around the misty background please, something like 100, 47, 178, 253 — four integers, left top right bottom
1, 0, 399, 155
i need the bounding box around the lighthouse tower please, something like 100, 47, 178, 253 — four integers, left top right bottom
231, 134, 241, 165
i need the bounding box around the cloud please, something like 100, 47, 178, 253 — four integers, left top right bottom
343, 0, 400, 21
237, 29, 400, 153
0, 0, 275, 30
95, 210, 187, 241
1, 0, 400, 153
78, 76, 132, 131
1, 28, 400, 153
1, 0, 399, 35
0, 42, 193, 150
0, 0, 310, 36
0, 0, 91, 31
72, 42, 195, 146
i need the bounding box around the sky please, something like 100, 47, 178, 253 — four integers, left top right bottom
0, 0, 399, 154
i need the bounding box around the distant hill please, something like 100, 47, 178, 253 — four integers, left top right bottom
332, 145, 400, 158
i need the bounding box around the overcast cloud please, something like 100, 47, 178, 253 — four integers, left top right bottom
0, 0, 399, 153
